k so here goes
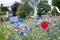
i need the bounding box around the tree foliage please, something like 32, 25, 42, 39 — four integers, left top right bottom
38, 1, 51, 16
52, 0, 60, 10
16, 2, 33, 18
51, 7, 58, 16
28, 0, 40, 9
0, 7, 8, 15
11, 1, 19, 16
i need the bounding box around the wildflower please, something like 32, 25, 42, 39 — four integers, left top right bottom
24, 33, 27, 36
46, 29, 50, 33
25, 26, 28, 30
30, 28, 32, 33
17, 30, 20, 35
8, 35, 14, 40
17, 27, 21, 30
57, 12, 60, 16
25, 15, 29, 19
48, 37, 50, 40
36, 16, 40, 20
50, 29, 53, 32
54, 29, 57, 32
40, 21, 49, 30
30, 28, 32, 30
55, 24, 58, 27
36, 24, 38, 27
57, 37, 60, 40
20, 31, 24, 36
17, 24, 20, 27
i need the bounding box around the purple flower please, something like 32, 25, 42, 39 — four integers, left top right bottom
39, 12, 44, 15
25, 26, 28, 30
55, 24, 58, 27
46, 29, 50, 33
8, 35, 14, 40
36, 24, 38, 27
10, 38, 14, 40
17, 30, 20, 35
20, 31, 24, 36
17, 24, 20, 26
31, 21, 34, 25
31, 20, 34, 22
54, 29, 57, 32
36, 16, 40, 20
30, 28, 32, 30
8, 35, 11, 39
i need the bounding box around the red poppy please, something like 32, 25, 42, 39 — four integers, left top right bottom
40, 21, 49, 30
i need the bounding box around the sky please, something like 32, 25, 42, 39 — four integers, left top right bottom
48, 0, 52, 5
0, 0, 21, 6
0, 0, 52, 6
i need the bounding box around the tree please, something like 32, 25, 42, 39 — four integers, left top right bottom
28, 0, 40, 16
52, 0, 60, 10
51, 7, 58, 16
21, 0, 40, 16
16, 2, 33, 18
0, 7, 8, 15
37, 0, 51, 16
11, 1, 19, 16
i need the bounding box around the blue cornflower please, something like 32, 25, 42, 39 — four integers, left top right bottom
30, 28, 32, 30
39, 12, 44, 15
41, 12, 43, 14
17, 24, 20, 26
17, 30, 20, 35
46, 29, 50, 33
25, 26, 28, 30
8, 35, 11, 39
8, 35, 14, 40
36, 16, 40, 20
20, 31, 24, 36
32, 20, 34, 22
55, 24, 58, 27
10, 38, 14, 40
54, 29, 57, 32
36, 24, 38, 27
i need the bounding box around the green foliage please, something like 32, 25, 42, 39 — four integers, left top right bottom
0, 26, 9, 40
52, 0, 60, 10
38, 1, 51, 15
16, 2, 33, 18
0, 7, 8, 15
11, 2, 19, 16
51, 7, 58, 16
2, 17, 9, 21
22, 0, 28, 2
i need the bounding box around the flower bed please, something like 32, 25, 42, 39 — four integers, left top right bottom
0, 16, 60, 40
